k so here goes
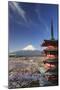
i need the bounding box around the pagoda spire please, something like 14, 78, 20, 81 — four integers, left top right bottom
51, 18, 54, 40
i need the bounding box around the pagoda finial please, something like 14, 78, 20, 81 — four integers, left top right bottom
51, 18, 54, 40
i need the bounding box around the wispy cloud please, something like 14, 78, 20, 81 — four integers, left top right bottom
9, 1, 27, 22
35, 6, 49, 32
9, 2, 40, 27
9, 2, 49, 31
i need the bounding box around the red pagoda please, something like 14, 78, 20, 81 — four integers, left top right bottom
42, 19, 58, 85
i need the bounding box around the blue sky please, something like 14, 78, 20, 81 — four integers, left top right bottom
8, 2, 58, 52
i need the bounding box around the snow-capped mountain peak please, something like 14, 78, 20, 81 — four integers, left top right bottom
22, 45, 36, 51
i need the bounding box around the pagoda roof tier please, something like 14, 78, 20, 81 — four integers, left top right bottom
45, 46, 58, 50
45, 76, 58, 81
45, 68, 58, 75
44, 50, 58, 55
45, 69, 58, 75
43, 61, 58, 64
44, 49, 58, 52
45, 72, 58, 76
42, 40, 58, 46
44, 58, 58, 61
43, 59, 58, 63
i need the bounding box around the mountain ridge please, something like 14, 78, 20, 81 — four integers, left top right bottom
9, 50, 42, 57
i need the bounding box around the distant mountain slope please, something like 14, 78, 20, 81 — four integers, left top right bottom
9, 50, 42, 57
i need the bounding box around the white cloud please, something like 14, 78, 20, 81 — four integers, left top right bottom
9, 1, 27, 22
9, 2, 49, 31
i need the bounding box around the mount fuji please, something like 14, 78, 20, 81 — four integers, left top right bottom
9, 45, 41, 57
22, 45, 36, 51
